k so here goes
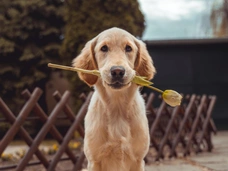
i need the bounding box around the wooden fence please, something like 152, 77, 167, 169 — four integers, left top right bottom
0, 87, 217, 170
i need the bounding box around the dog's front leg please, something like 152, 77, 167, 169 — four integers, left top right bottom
87, 161, 101, 171
129, 160, 145, 171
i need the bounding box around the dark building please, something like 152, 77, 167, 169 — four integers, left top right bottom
145, 38, 228, 130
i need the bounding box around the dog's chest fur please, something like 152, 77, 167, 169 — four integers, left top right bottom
84, 87, 149, 162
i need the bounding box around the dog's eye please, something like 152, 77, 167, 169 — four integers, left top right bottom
100, 45, 108, 52
125, 45, 132, 52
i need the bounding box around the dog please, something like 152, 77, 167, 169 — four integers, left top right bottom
72, 27, 156, 171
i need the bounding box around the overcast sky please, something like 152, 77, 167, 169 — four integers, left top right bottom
138, 0, 220, 40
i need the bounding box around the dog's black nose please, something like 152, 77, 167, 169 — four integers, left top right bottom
110, 66, 125, 78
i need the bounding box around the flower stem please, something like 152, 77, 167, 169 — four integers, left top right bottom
48, 63, 81, 72
145, 85, 164, 94
48, 63, 164, 94
48, 63, 100, 76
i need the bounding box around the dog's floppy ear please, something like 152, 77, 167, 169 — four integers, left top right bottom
134, 39, 156, 80
72, 37, 98, 86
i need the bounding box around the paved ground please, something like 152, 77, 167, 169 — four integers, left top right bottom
145, 131, 228, 171
2, 131, 228, 171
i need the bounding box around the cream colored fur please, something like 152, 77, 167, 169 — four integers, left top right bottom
72, 27, 156, 171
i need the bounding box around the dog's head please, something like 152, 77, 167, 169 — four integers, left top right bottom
72, 27, 156, 90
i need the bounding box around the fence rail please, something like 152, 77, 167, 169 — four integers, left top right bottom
0, 87, 217, 170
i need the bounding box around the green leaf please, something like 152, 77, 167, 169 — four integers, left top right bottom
0, 66, 14, 74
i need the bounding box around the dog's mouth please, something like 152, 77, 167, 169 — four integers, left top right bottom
106, 81, 130, 89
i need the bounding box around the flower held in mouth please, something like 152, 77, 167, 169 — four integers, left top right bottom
48, 63, 182, 107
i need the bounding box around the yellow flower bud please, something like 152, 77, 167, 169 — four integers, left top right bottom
69, 141, 81, 150
162, 90, 182, 107
52, 143, 59, 151
15, 149, 25, 159
1, 153, 13, 161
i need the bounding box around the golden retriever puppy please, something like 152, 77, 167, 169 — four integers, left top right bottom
72, 27, 156, 171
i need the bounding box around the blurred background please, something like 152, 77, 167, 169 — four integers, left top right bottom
140, 0, 227, 40
0, 0, 227, 137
